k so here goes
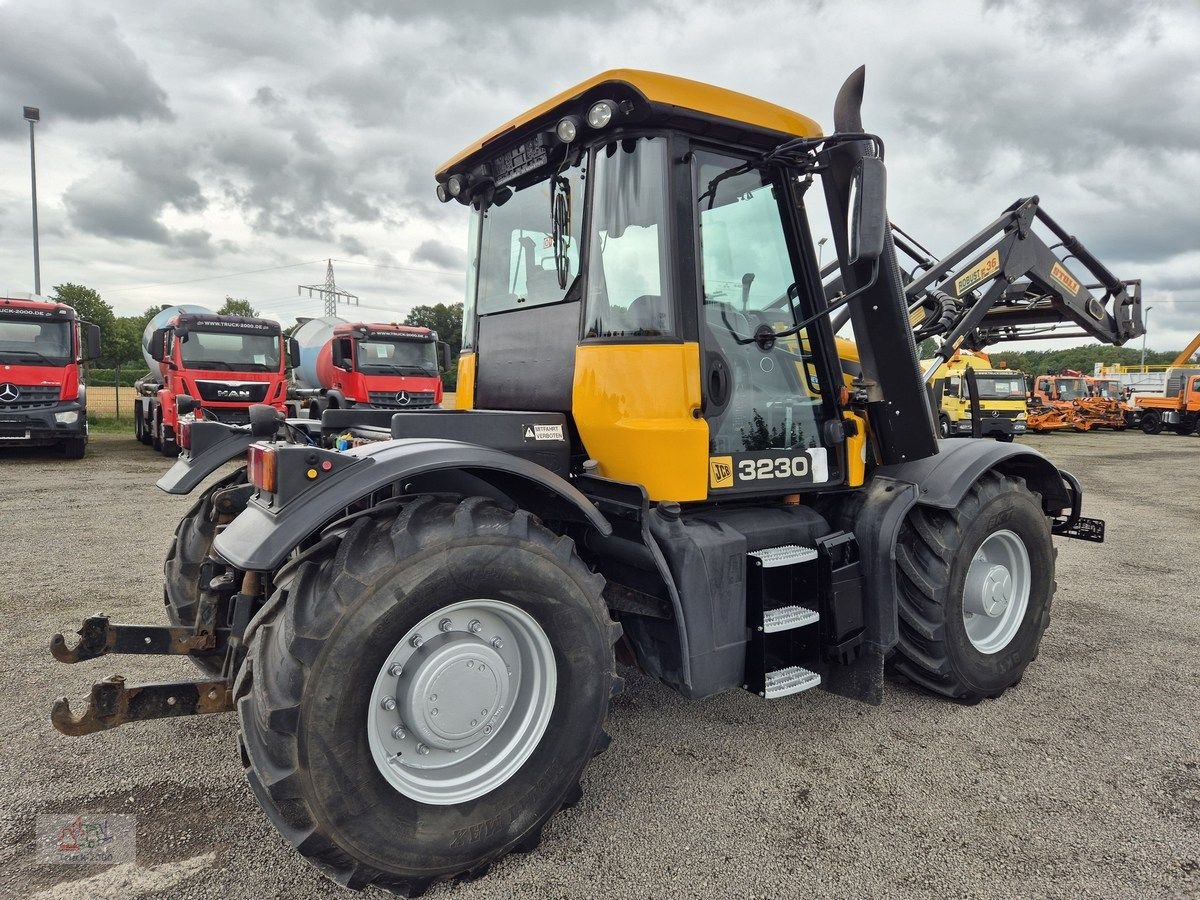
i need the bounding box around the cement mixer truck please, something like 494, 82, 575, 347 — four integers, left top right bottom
287, 317, 450, 417
133, 306, 288, 456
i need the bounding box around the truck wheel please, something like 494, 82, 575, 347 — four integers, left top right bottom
1140, 411, 1163, 434
236, 496, 618, 895
938, 415, 950, 438
152, 410, 163, 451
134, 407, 144, 443
62, 435, 87, 459
891, 471, 1053, 701
164, 467, 249, 675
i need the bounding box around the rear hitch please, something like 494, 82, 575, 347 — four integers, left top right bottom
51, 675, 233, 736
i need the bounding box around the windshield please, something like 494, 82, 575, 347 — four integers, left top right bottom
0, 318, 72, 366
975, 375, 1026, 400
178, 329, 281, 372
1057, 378, 1089, 400
1095, 380, 1123, 399
475, 162, 584, 316
355, 338, 437, 375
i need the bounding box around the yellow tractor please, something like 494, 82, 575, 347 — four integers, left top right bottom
51, 68, 1140, 895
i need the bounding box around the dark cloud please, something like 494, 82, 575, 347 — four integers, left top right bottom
340, 234, 370, 257
0, 3, 171, 139
411, 240, 465, 271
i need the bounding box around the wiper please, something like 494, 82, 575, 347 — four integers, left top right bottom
1, 349, 55, 365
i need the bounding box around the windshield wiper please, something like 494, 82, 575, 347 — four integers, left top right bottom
185, 360, 234, 370
0, 349, 56, 365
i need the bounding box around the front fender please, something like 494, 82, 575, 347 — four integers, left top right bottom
213, 438, 612, 572
156, 421, 255, 494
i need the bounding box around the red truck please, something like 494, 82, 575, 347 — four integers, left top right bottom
0, 295, 101, 458
288, 318, 450, 416
135, 306, 289, 456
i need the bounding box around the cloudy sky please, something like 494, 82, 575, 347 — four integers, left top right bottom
0, 0, 1196, 351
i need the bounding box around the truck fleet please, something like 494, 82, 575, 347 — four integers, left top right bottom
0, 295, 101, 458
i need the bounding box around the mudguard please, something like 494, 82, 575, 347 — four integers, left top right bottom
212, 438, 612, 572
156, 421, 256, 495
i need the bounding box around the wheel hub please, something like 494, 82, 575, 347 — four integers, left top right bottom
398, 635, 510, 751
966, 563, 1012, 617
961, 529, 1031, 655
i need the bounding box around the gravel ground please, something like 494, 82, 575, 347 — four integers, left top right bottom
1, 431, 1197, 899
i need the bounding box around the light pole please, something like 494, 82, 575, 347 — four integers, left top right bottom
1140, 306, 1154, 372
817, 237, 828, 268
23, 106, 41, 295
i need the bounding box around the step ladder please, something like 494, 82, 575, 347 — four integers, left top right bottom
745, 544, 822, 699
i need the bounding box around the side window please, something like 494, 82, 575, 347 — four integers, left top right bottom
584, 137, 674, 338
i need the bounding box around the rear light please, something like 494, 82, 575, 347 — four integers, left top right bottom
178, 421, 191, 450
247, 443, 277, 493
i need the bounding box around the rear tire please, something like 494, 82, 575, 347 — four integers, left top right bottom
891, 471, 1054, 701
236, 496, 618, 895
1141, 410, 1163, 434
152, 410, 163, 451
164, 467, 249, 675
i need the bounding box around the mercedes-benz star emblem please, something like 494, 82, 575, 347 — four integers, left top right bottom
395, 391, 410, 406
991, 410, 999, 417
0, 383, 19, 403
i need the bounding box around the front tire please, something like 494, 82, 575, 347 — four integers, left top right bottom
1141, 410, 1163, 434
891, 471, 1054, 701
939, 415, 950, 438
236, 496, 619, 895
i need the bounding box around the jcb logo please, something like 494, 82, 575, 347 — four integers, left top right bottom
709, 456, 734, 489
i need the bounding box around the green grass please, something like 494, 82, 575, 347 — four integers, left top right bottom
88, 417, 132, 434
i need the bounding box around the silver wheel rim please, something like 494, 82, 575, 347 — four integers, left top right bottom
962, 529, 1031, 654
367, 598, 556, 805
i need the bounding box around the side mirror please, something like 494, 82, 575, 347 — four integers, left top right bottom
847, 156, 888, 265
248, 404, 283, 439
438, 341, 452, 372
149, 327, 169, 363
288, 337, 300, 369
332, 338, 350, 370
176, 394, 198, 416
84, 323, 102, 361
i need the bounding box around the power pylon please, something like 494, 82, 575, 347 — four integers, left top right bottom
299, 259, 359, 317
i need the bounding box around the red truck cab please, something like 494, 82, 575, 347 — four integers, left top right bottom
0, 296, 101, 458
295, 322, 451, 413
139, 313, 289, 455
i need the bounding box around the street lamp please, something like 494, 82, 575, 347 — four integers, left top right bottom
23, 105, 41, 296
1140, 306, 1154, 372
817, 237, 828, 268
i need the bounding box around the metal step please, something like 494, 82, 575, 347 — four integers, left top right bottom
762, 666, 822, 699
760, 604, 819, 633
749, 544, 818, 568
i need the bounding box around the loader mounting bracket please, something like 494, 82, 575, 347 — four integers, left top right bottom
50, 615, 228, 663
51, 676, 233, 736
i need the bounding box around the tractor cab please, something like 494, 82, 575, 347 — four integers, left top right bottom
436, 70, 902, 503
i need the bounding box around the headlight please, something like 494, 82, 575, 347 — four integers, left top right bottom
586, 100, 616, 129
447, 174, 468, 198
55, 411, 79, 425
555, 116, 579, 143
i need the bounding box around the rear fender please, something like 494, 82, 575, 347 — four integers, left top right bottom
156, 421, 255, 495
212, 438, 611, 572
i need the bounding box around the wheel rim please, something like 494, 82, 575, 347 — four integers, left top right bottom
962, 529, 1031, 654
366, 598, 556, 805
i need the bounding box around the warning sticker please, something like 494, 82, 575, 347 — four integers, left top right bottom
523, 423, 565, 442
1050, 261, 1081, 296
709, 456, 734, 489
954, 250, 1001, 296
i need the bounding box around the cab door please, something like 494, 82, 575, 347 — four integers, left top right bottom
691, 148, 844, 496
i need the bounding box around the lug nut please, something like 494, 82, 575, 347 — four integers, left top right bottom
483, 725, 492, 734
417, 743, 430, 756
381, 697, 397, 711
468, 619, 482, 634
431, 708, 439, 717
388, 662, 403, 677
491, 637, 504, 649
410, 634, 423, 649
391, 726, 406, 740
439, 618, 453, 632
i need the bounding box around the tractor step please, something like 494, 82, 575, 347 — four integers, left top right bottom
763, 666, 822, 699
760, 604, 819, 633
749, 544, 819, 568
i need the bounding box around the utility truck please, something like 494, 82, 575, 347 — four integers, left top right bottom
0, 295, 101, 458
51, 68, 1142, 895
924, 351, 1028, 441
133, 306, 289, 456
287, 317, 451, 417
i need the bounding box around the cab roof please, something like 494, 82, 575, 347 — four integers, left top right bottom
338, 322, 432, 337
0, 296, 76, 317
436, 69, 823, 178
